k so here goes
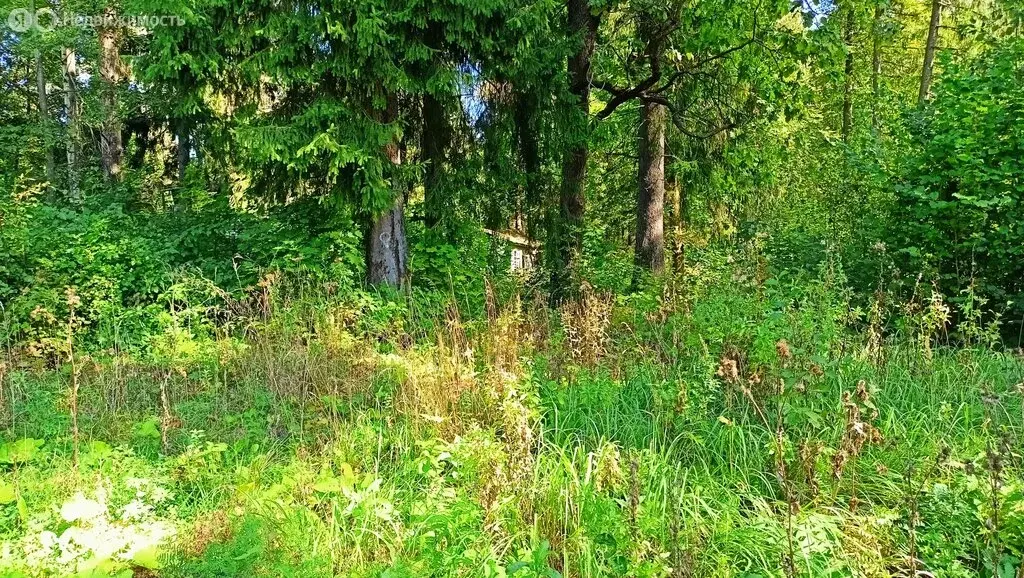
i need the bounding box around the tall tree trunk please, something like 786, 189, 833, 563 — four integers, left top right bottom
635, 101, 666, 274
842, 7, 855, 142
125, 115, 151, 169
35, 50, 55, 185
174, 118, 190, 211
553, 0, 598, 299
367, 195, 409, 287
62, 47, 80, 201
99, 7, 123, 181
366, 94, 409, 287
515, 90, 541, 241
176, 119, 190, 182
421, 92, 447, 229
871, 1, 883, 131
918, 0, 941, 104
667, 175, 685, 276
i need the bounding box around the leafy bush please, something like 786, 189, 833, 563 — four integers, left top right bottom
0, 180, 368, 354
894, 37, 1024, 322
0, 192, 173, 353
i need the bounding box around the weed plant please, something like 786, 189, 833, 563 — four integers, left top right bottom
1, 253, 1022, 578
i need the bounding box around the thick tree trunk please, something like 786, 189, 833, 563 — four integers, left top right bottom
553, 0, 598, 299
62, 47, 80, 201
126, 116, 150, 170
635, 101, 666, 274
366, 95, 409, 287
919, 0, 942, 104
99, 8, 123, 181
842, 7, 854, 143
871, 1, 883, 131
515, 90, 541, 241
367, 195, 409, 287
421, 92, 447, 229
35, 50, 55, 185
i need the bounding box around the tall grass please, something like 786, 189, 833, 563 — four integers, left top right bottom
0, 264, 1022, 577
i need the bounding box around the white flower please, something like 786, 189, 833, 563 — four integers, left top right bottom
120, 499, 154, 521
125, 477, 149, 490
38, 531, 58, 550
60, 494, 107, 523
150, 486, 171, 503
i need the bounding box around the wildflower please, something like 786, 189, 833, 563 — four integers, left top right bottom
799, 440, 822, 497
60, 493, 107, 523
30, 305, 57, 324
125, 477, 149, 490
65, 287, 81, 308
775, 339, 792, 360
855, 380, 869, 403
594, 442, 624, 492
120, 499, 154, 521
716, 357, 739, 384
832, 449, 850, 479
150, 486, 171, 503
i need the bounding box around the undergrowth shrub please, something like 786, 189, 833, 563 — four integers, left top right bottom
893, 37, 1024, 328
1, 240, 1023, 578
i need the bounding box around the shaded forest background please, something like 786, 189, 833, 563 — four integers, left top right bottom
2, 0, 1024, 576
1, 0, 1021, 349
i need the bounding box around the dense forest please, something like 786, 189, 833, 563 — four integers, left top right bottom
1, 0, 1024, 575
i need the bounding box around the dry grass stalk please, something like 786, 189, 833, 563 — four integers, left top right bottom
560, 283, 612, 367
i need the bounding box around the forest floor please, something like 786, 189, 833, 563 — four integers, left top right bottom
1, 272, 1023, 578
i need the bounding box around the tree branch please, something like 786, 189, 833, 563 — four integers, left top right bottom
591, 13, 760, 121
652, 36, 757, 95
595, 74, 660, 119
591, 79, 628, 96
640, 93, 740, 140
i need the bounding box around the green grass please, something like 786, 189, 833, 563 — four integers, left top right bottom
1, 275, 1022, 578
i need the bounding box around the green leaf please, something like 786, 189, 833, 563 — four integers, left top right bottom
0, 481, 15, 504
313, 476, 343, 494
135, 417, 162, 440
0, 438, 44, 465
17, 496, 29, 524
131, 546, 163, 570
